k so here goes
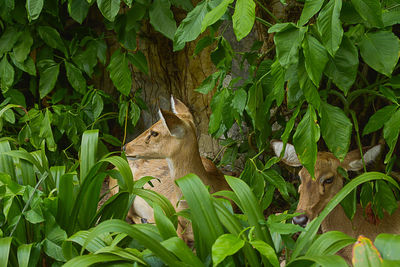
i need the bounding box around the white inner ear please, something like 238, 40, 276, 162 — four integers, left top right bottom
158, 109, 168, 128
348, 144, 382, 171
271, 141, 302, 167
170, 95, 177, 114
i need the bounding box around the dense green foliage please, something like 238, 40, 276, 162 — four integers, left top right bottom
0, 0, 400, 266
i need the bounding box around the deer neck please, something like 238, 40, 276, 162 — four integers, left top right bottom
166, 145, 209, 183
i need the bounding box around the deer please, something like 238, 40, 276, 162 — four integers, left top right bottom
109, 96, 230, 242
271, 140, 400, 262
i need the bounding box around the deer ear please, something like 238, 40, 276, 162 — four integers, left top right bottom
159, 109, 186, 138
271, 140, 302, 167
343, 144, 383, 171
170, 96, 194, 123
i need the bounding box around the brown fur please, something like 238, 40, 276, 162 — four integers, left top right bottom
272, 141, 400, 263
110, 97, 230, 242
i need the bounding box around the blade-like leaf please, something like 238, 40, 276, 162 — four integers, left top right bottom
352, 236, 383, 267
0, 237, 12, 266
80, 130, 98, 182
306, 231, 355, 256
298, 0, 324, 26
201, 0, 232, 32
317, 0, 343, 56
351, 0, 383, 28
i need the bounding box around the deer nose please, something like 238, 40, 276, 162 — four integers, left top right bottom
292, 214, 308, 227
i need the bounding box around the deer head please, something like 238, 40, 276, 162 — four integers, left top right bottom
271, 141, 382, 227
124, 96, 197, 160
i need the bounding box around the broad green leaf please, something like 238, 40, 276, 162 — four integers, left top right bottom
26, 0, 43, 20
176, 174, 225, 260
298, 0, 324, 26
261, 169, 289, 200
274, 25, 307, 68
127, 51, 148, 74
271, 60, 285, 106
209, 88, 229, 135
0, 27, 21, 56
359, 31, 400, 77
65, 61, 86, 94
68, 0, 90, 24
194, 36, 215, 55
0, 237, 12, 266
374, 233, 400, 260
130, 101, 140, 126
351, 0, 383, 28
324, 36, 358, 95
250, 240, 280, 267
38, 60, 60, 99
293, 105, 320, 178
201, 0, 232, 32
97, 0, 120, 21
306, 231, 355, 256
212, 234, 245, 267
231, 88, 247, 115
108, 49, 132, 96
298, 57, 321, 110
39, 109, 56, 151
38, 26, 67, 55
383, 108, 400, 163
195, 71, 220, 94
170, 0, 193, 11
17, 243, 35, 267
317, 0, 343, 56
375, 180, 398, 218
383, 10, 400, 27
363, 105, 398, 136
320, 102, 352, 161
80, 130, 98, 182
13, 31, 33, 62
232, 0, 255, 41
352, 236, 382, 267
10, 54, 36, 76
173, 1, 208, 51
0, 56, 14, 93
302, 34, 328, 86
149, 0, 177, 40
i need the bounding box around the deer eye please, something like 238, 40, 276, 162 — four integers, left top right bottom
323, 177, 333, 184
150, 131, 159, 137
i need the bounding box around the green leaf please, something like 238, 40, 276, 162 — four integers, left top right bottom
232, 0, 255, 41
212, 234, 245, 267
317, 0, 343, 56
0, 27, 21, 56
271, 60, 285, 106
231, 88, 247, 115
201, 0, 232, 32
383, 108, 400, 163
97, 0, 120, 21
40, 109, 56, 151
374, 234, 400, 261
363, 105, 398, 136
298, 0, 324, 26
375, 180, 398, 218
324, 36, 358, 95
108, 49, 132, 96
38, 60, 60, 99
352, 236, 383, 267
319, 102, 352, 161
38, 26, 67, 55
65, 61, 86, 94
383, 10, 400, 27
173, 0, 208, 51
80, 130, 98, 182
306, 231, 355, 256
161, 237, 203, 266
10, 54, 36, 76
17, 243, 36, 267
68, 0, 90, 24
261, 169, 289, 200
154, 204, 177, 240
288, 255, 348, 267
0, 55, 14, 93
176, 174, 225, 260
351, 0, 383, 28
194, 36, 215, 55
149, 0, 177, 40
250, 240, 280, 267
127, 51, 148, 74
274, 25, 307, 68
195, 71, 220, 94
302, 34, 328, 86
298, 57, 321, 110
130, 101, 140, 126
26, 0, 44, 20
359, 31, 400, 77
13, 31, 33, 62
0, 237, 12, 266
170, 0, 193, 11
293, 105, 320, 178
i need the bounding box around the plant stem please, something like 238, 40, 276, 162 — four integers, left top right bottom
255, 17, 273, 28
254, 0, 281, 22
350, 110, 367, 172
